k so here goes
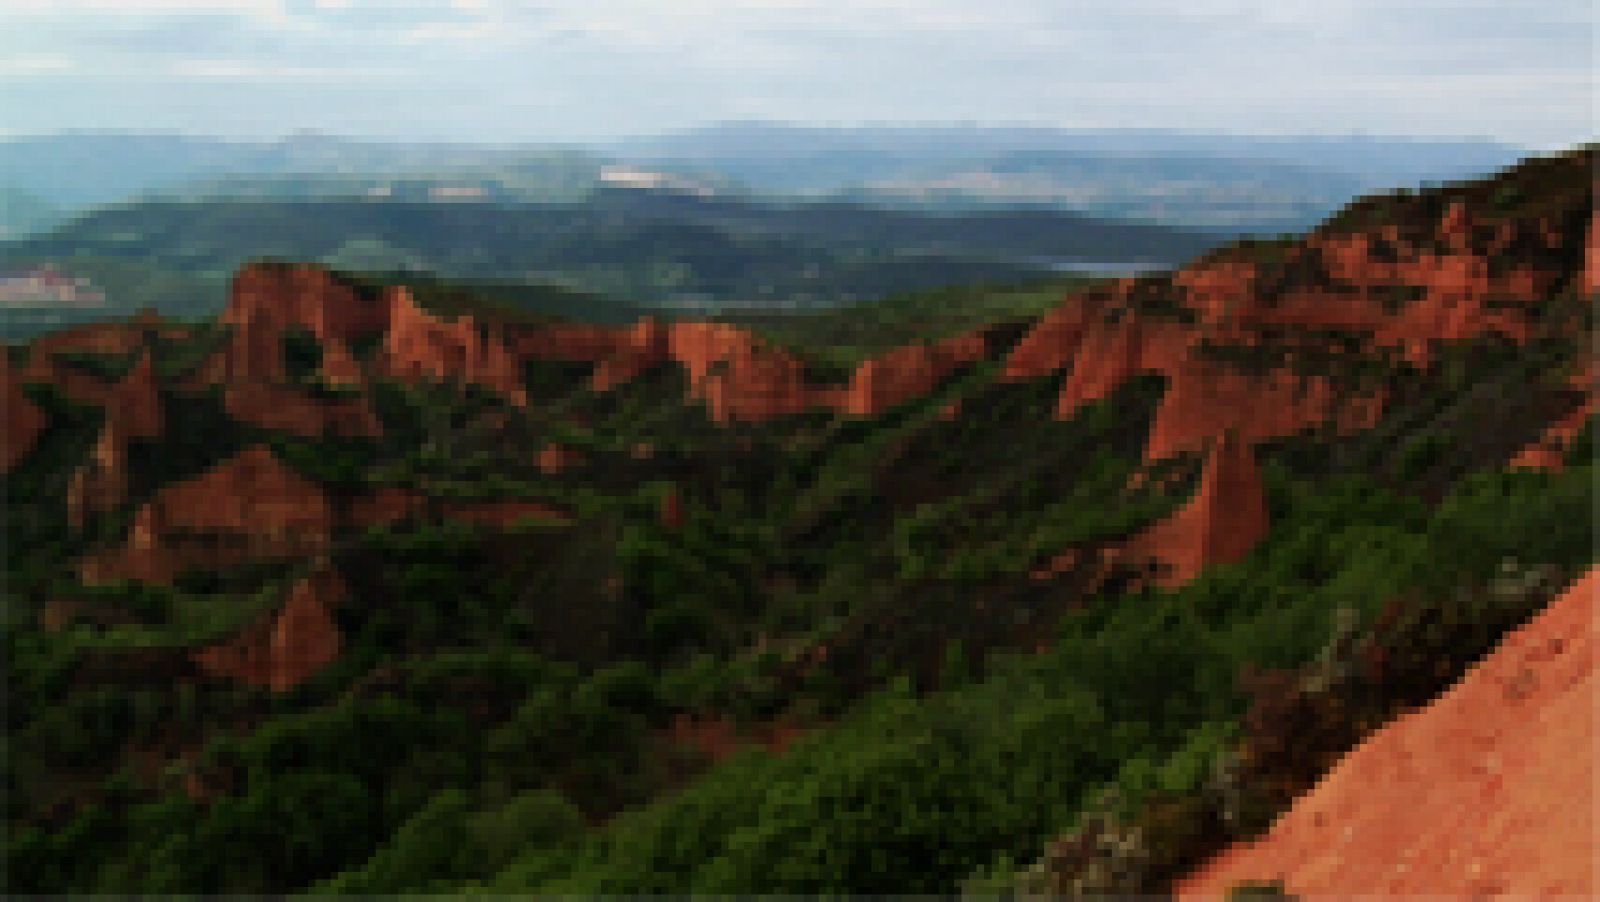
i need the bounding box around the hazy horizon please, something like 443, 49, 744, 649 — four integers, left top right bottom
2, 1, 1589, 151
0, 120, 1546, 151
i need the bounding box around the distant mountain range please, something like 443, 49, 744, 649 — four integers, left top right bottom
1, 125, 1526, 236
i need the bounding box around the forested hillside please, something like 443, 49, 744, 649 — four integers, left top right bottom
3, 147, 1593, 894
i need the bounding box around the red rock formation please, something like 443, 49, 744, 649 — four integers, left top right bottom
192, 263, 386, 386
590, 317, 670, 391
842, 331, 987, 417
2, 357, 46, 473
318, 338, 365, 387
223, 262, 386, 346
67, 420, 129, 528
1146, 360, 1349, 461
1115, 432, 1270, 587
1001, 300, 1099, 382
105, 352, 163, 440
80, 446, 334, 585
1177, 568, 1598, 898
1003, 192, 1575, 462
192, 569, 345, 692
382, 286, 528, 405
1056, 316, 1194, 419
10, 347, 162, 450
668, 322, 761, 391
223, 382, 381, 439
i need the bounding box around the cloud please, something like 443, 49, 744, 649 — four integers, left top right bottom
0, 54, 77, 77
0, 0, 1589, 147
167, 58, 397, 80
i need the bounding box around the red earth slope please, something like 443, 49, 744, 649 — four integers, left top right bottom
1177, 567, 1597, 897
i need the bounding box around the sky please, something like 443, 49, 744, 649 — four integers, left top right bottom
0, 0, 1591, 149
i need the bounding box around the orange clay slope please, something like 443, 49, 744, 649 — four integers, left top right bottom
1177, 566, 1597, 898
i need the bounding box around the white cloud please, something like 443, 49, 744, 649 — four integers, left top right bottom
0, 54, 77, 76
5, 0, 288, 16
167, 58, 393, 80
0, 0, 1587, 146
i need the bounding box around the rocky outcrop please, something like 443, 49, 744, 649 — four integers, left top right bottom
223, 262, 386, 347
67, 421, 129, 528
1117, 432, 1270, 586
191, 569, 345, 692
80, 446, 335, 585
317, 338, 365, 387
1002, 193, 1578, 462
12, 347, 163, 446
1176, 568, 1597, 897
2, 357, 46, 473
205, 264, 1000, 425
701, 343, 826, 424
1144, 359, 1345, 461
382, 286, 528, 405
1030, 433, 1272, 588
105, 352, 163, 440
590, 318, 670, 392
842, 331, 987, 417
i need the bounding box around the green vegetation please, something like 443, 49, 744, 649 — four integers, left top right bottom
728, 275, 1097, 368
2, 190, 1208, 341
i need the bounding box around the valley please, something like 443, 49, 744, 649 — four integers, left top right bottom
2, 147, 1593, 894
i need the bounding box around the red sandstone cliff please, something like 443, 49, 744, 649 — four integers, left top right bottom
1029, 432, 1271, 588
842, 331, 988, 417
192, 569, 346, 692
1003, 198, 1579, 462
382, 286, 528, 405
105, 352, 164, 440
80, 445, 335, 585
67, 420, 129, 529
1118, 432, 1270, 586
222, 262, 386, 347
1176, 568, 1597, 897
